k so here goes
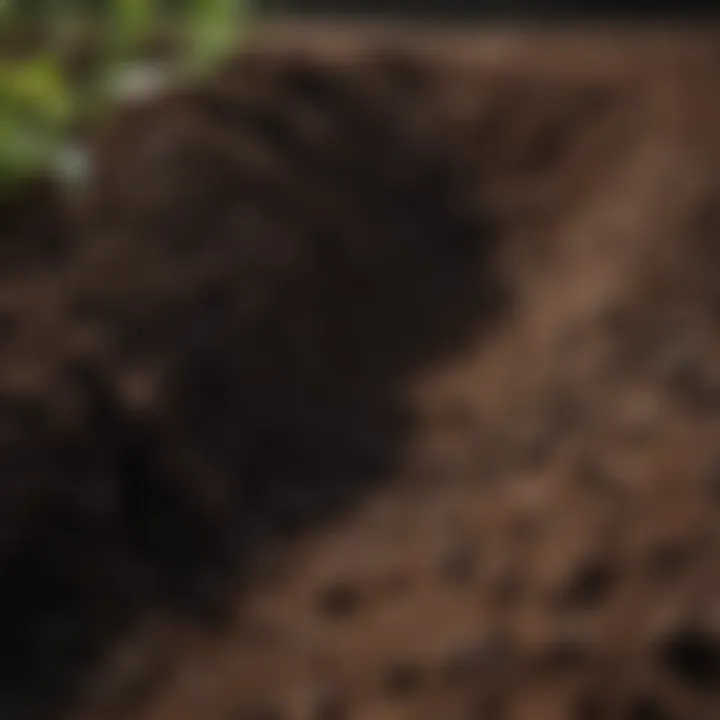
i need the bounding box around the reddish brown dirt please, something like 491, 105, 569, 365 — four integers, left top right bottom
2, 25, 720, 720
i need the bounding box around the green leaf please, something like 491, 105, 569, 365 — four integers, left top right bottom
0, 0, 18, 26
0, 0, 260, 199
186, 0, 252, 75
0, 54, 72, 126
0, 114, 62, 195
111, 0, 157, 60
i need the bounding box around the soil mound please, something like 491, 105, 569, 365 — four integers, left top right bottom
0, 39, 502, 720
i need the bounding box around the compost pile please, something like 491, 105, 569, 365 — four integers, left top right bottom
0, 26, 719, 720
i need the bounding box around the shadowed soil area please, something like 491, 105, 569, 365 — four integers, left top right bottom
1, 24, 720, 720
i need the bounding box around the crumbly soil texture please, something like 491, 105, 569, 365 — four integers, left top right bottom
1, 23, 720, 720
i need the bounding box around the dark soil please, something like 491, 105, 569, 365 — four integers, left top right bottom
1, 24, 720, 720
0, 34, 502, 720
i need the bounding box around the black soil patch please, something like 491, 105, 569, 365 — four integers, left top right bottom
0, 51, 504, 719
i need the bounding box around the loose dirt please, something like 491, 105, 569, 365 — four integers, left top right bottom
1, 23, 719, 720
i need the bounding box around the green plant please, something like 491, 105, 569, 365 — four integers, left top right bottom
0, 0, 255, 199
0, 51, 73, 197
